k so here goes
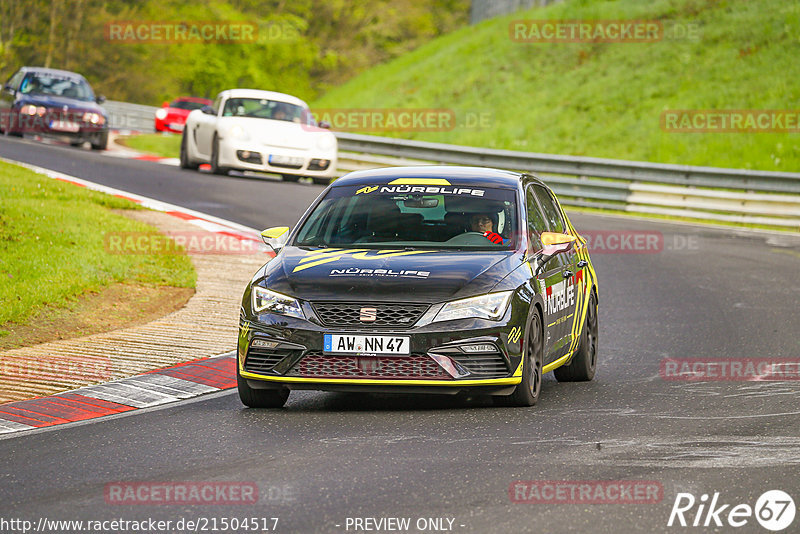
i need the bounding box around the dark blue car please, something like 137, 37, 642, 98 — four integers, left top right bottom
0, 66, 108, 150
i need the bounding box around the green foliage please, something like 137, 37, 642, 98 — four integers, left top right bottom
0, 0, 468, 104
315, 0, 800, 171
117, 133, 181, 158
0, 161, 196, 327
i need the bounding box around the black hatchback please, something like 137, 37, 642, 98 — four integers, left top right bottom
0, 67, 108, 149
238, 166, 599, 408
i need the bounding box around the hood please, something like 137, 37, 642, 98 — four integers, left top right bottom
263, 246, 519, 304
218, 117, 330, 150
18, 93, 106, 115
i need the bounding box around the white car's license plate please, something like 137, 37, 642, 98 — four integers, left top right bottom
323, 334, 410, 355
269, 154, 304, 166
50, 120, 80, 132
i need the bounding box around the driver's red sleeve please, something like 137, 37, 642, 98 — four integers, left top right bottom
483, 231, 503, 244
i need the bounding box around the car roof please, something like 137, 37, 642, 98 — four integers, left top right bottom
332, 165, 545, 189
217, 89, 308, 108
18, 66, 87, 80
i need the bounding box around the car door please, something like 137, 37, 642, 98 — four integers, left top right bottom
193, 95, 222, 158
530, 184, 578, 361
525, 184, 566, 365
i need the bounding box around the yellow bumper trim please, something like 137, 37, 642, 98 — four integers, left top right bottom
240, 370, 521, 387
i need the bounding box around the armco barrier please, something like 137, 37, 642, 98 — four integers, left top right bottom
102, 100, 800, 229
334, 132, 800, 229
104, 100, 158, 132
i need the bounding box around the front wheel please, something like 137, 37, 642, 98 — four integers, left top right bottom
280, 174, 300, 182
210, 135, 229, 175
90, 131, 108, 150
495, 311, 543, 407
179, 132, 199, 169
554, 291, 598, 382
311, 176, 331, 186
237, 367, 289, 408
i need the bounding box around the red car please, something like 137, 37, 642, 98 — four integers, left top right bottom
154, 96, 212, 133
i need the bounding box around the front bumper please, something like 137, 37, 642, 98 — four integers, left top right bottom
238, 302, 526, 394
218, 139, 337, 178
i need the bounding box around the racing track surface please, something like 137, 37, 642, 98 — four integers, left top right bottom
1, 136, 800, 533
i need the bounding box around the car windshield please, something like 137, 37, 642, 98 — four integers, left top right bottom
19, 73, 94, 101
222, 97, 308, 123
170, 100, 208, 110
294, 183, 519, 250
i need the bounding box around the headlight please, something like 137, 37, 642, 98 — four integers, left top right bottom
155, 108, 167, 120
228, 125, 250, 141
20, 105, 45, 116
83, 112, 103, 124
432, 291, 513, 323
316, 134, 335, 151
252, 286, 304, 319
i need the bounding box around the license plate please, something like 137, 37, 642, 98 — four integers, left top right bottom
50, 120, 80, 132
323, 334, 410, 355
269, 154, 304, 166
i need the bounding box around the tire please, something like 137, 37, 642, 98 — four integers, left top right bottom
70, 140, 84, 147
90, 131, 108, 150
237, 366, 289, 408
4, 112, 22, 136
554, 291, 598, 382
179, 132, 199, 170
281, 174, 300, 182
312, 176, 331, 186
210, 134, 229, 175
495, 310, 543, 407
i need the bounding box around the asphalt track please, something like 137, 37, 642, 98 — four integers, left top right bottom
1, 135, 799, 533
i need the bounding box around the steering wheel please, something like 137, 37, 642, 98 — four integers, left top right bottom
446, 232, 489, 245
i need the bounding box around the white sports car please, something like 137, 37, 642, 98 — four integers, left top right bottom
180, 89, 337, 184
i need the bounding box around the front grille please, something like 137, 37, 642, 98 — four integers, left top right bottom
449, 353, 508, 378
287, 351, 450, 380
311, 302, 429, 328
244, 348, 299, 374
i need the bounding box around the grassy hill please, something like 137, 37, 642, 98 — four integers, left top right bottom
314, 0, 800, 171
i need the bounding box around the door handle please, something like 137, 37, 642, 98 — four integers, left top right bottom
577, 260, 588, 268
563, 270, 573, 278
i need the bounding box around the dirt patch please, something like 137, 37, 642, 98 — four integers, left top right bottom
0, 283, 194, 350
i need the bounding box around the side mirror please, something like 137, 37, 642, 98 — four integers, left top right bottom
201, 105, 215, 115
162, 101, 169, 107
4, 84, 15, 96
261, 226, 290, 253
317, 120, 331, 129
96, 95, 106, 104
537, 232, 576, 267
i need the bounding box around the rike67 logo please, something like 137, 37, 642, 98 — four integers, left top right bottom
668, 490, 796, 531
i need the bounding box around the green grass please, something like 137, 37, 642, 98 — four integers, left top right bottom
0, 160, 196, 330
313, 0, 800, 172
118, 133, 182, 159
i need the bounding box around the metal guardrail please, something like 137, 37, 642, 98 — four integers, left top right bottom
99, 99, 800, 228
104, 100, 157, 133
334, 132, 800, 229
